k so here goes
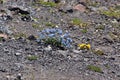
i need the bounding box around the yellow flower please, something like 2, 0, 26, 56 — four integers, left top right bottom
78, 43, 91, 50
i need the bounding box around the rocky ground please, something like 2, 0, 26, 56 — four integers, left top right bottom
0, 0, 120, 80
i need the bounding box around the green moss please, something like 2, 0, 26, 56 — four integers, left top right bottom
37, 0, 57, 7
87, 65, 103, 73
14, 33, 27, 39
101, 10, 120, 18
32, 23, 39, 29
45, 22, 56, 28
44, 38, 62, 47
32, 23, 44, 31
27, 55, 38, 61
81, 29, 88, 33
71, 18, 88, 27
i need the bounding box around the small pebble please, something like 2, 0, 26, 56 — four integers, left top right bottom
15, 52, 22, 56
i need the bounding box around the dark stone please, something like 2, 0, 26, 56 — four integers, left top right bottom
1, 15, 12, 21
54, 0, 60, 3
8, 7, 30, 15
0, 69, 7, 72
111, 71, 115, 74
117, 75, 120, 77
21, 15, 31, 22
103, 37, 113, 44
27, 35, 36, 41
117, 18, 120, 22
78, 2, 86, 7
109, 57, 115, 60
66, 9, 74, 13
58, 9, 67, 13
16, 75, 22, 80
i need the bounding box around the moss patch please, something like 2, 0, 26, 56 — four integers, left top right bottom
101, 9, 120, 19
81, 29, 88, 33
71, 18, 88, 28
14, 33, 27, 39
45, 22, 56, 28
32, 23, 39, 29
87, 65, 103, 73
36, 0, 57, 7
27, 55, 38, 61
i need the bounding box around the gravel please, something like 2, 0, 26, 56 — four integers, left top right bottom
0, 0, 120, 80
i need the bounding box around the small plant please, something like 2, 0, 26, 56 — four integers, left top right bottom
44, 38, 62, 47
78, 43, 91, 50
45, 22, 56, 28
101, 10, 120, 19
38, 28, 72, 48
87, 65, 103, 73
14, 33, 27, 39
71, 18, 88, 27
36, 0, 57, 7
27, 55, 38, 61
81, 29, 88, 33
32, 23, 39, 29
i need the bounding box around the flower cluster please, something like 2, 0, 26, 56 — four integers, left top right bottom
38, 28, 72, 48
78, 43, 91, 50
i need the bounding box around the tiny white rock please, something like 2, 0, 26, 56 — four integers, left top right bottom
44, 45, 52, 51
15, 52, 22, 56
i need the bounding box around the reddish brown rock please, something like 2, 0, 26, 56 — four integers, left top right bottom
0, 34, 8, 39
73, 4, 87, 12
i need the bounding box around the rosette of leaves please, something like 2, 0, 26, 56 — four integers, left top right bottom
38, 28, 72, 48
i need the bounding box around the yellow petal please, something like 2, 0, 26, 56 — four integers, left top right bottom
78, 44, 86, 49
78, 43, 91, 50
86, 44, 91, 49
